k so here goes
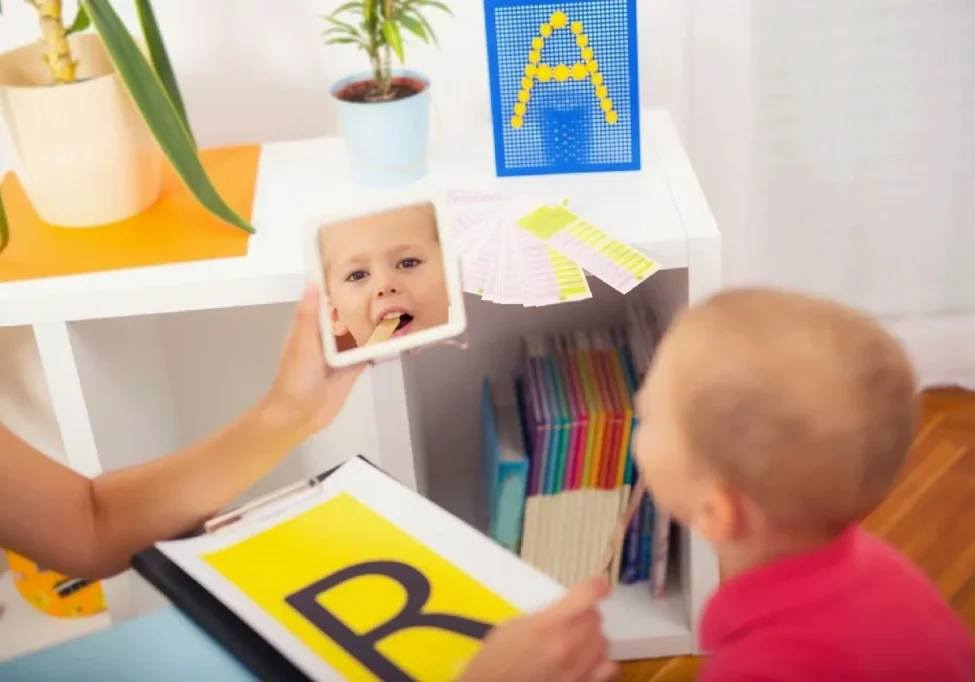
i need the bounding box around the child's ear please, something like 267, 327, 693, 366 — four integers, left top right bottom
328, 304, 349, 337
694, 481, 743, 545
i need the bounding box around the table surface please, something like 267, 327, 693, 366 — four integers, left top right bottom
0, 108, 693, 328
0, 604, 703, 681
0, 606, 256, 681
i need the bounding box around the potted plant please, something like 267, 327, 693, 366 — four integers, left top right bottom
0, 0, 254, 255
323, 0, 451, 188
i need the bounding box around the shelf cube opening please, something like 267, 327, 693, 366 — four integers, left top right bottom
67, 303, 380, 504
0, 326, 68, 466
407, 268, 698, 658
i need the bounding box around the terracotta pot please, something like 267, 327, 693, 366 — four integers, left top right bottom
0, 32, 163, 227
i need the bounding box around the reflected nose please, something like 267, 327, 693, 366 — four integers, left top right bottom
372, 270, 399, 298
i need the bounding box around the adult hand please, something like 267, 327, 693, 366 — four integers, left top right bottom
263, 282, 365, 438
459, 578, 618, 682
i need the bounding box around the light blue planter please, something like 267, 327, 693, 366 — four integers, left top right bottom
330, 69, 431, 188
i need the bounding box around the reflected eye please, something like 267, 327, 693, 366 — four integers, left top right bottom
398, 258, 421, 269
345, 270, 368, 282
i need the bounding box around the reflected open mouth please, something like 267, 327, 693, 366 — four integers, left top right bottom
375, 311, 415, 340
394, 313, 413, 331
392, 313, 414, 337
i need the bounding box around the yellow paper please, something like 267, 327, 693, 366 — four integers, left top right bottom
519, 205, 659, 294
547, 247, 590, 301
517, 205, 577, 240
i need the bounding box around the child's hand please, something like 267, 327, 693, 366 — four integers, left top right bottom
262, 283, 365, 438
459, 578, 618, 682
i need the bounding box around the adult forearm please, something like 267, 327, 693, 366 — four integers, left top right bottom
83, 396, 308, 578
0, 286, 357, 581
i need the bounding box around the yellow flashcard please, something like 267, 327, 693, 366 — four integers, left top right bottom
518, 205, 659, 294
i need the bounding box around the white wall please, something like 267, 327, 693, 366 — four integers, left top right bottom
0, 0, 669, 147
641, 0, 975, 388
0, 0, 497, 147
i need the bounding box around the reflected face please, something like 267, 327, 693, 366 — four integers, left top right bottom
321, 203, 449, 348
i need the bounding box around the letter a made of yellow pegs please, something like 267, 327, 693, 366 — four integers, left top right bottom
512, 9, 618, 130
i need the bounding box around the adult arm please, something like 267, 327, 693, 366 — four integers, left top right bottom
0, 285, 361, 579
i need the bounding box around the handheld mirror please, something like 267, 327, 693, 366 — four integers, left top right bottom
306, 193, 467, 368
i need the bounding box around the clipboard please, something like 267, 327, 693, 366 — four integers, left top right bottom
131, 455, 386, 682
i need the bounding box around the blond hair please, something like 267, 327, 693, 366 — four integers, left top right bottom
668, 288, 919, 533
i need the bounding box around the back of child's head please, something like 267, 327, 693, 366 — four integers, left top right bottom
663, 287, 918, 535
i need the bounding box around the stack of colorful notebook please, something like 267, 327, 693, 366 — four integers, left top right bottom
481, 299, 674, 595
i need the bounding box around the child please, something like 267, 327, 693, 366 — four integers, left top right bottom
632, 288, 972, 681
319, 201, 450, 347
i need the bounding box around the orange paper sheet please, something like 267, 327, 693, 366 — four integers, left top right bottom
0, 145, 260, 283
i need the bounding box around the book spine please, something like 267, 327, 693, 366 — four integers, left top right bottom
638, 494, 654, 581
496, 461, 529, 553
650, 511, 672, 597
619, 490, 644, 584
510, 378, 532, 556
480, 380, 500, 539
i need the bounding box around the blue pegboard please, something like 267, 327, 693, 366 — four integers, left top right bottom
483, 0, 641, 177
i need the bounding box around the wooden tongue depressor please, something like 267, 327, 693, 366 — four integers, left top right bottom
366, 315, 401, 346
596, 477, 647, 580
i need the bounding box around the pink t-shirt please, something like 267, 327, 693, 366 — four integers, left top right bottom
698, 525, 973, 682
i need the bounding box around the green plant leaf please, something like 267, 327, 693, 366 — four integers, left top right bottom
381, 19, 404, 63
325, 37, 363, 48
67, 5, 91, 34
322, 25, 362, 41
82, 0, 254, 234
330, 1, 364, 16
323, 23, 359, 34
398, 13, 427, 43
0, 194, 8, 256
364, 0, 379, 21
323, 15, 361, 35
323, 27, 365, 49
409, 9, 438, 48
134, 0, 193, 146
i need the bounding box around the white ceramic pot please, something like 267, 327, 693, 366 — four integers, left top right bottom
0, 32, 163, 227
330, 69, 431, 188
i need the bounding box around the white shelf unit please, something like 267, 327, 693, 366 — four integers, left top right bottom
423, 271, 706, 660
0, 109, 721, 662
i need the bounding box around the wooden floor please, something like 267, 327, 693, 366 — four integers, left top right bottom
619, 387, 975, 681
